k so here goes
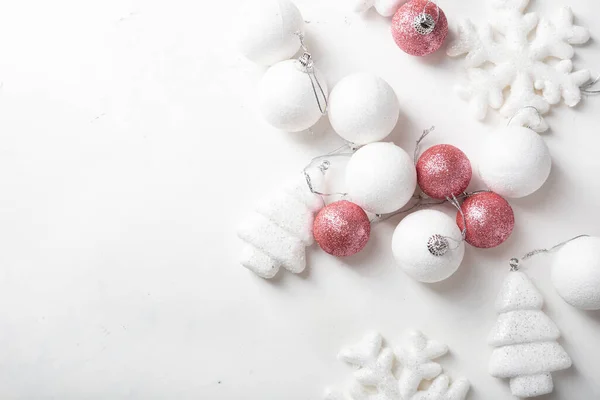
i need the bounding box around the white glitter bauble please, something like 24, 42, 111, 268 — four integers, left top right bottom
392, 209, 465, 283
346, 142, 416, 214
478, 126, 551, 198
258, 59, 328, 132
235, 0, 304, 66
328, 73, 400, 145
552, 236, 600, 310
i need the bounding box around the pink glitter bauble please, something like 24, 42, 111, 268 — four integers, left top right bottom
313, 200, 371, 257
391, 0, 448, 56
456, 192, 515, 249
417, 144, 472, 200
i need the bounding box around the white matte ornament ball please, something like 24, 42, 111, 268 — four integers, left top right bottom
392, 209, 465, 283
478, 126, 551, 198
258, 59, 328, 132
235, 0, 304, 66
551, 236, 600, 310
346, 142, 416, 214
328, 73, 400, 145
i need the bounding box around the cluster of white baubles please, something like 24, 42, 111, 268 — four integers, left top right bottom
325, 331, 470, 400
235, 0, 406, 137
447, 0, 591, 132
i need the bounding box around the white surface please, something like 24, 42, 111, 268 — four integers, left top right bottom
0, 0, 599, 399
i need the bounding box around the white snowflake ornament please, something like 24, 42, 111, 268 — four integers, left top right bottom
325, 331, 470, 400
447, 0, 591, 131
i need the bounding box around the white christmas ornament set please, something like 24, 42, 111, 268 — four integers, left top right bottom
489, 270, 571, 398
325, 331, 470, 400
234, 1, 600, 397
447, 0, 592, 131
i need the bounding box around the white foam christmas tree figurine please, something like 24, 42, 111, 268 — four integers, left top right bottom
237, 172, 324, 279
325, 331, 470, 400
488, 271, 572, 398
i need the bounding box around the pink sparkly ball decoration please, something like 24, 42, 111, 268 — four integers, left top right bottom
416, 144, 472, 200
313, 200, 371, 257
456, 192, 515, 249
391, 0, 448, 56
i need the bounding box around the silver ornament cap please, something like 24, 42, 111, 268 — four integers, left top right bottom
427, 234, 449, 257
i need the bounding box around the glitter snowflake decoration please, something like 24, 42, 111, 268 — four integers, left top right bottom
324, 331, 470, 400
447, 0, 592, 132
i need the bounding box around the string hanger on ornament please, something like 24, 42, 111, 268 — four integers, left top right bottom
295, 32, 328, 115
302, 143, 355, 201
582, 74, 600, 95
508, 235, 590, 271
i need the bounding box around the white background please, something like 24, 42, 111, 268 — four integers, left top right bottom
0, 0, 599, 399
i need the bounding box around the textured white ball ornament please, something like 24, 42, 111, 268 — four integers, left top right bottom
551, 236, 600, 310
392, 209, 465, 283
258, 59, 328, 132
392, 210, 465, 283
478, 126, 551, 198
346, 142, 416, 214
328, 73, 400, 145
235, 0, 304, 66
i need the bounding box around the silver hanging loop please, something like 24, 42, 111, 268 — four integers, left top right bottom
582, 74, 600, 94
303, 144, 355, 201
508, 235, 590, 271
296, 32, 328, 115
413, 126, 436, 165
507, 105, 543, 129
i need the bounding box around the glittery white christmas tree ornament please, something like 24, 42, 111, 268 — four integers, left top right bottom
354, 0, 407, 17
488, 270, 572, 398
447, 0, 591, 131
325, 331, 470, 400
237, 172, 324, 278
